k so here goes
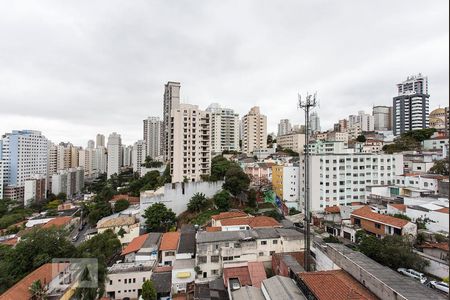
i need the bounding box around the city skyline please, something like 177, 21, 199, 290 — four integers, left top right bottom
0, 1, 448, 146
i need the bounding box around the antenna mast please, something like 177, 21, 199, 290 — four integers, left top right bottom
298, 92, 317, 272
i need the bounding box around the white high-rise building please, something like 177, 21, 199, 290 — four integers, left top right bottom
393, 74, 430, 136
0, 130, 49, 201
299, 152, 403, 211
309, 112, 321, 134
206, 103, 240, 153
169, 104, 211, 183
95, 146, 107, 174
47, 143, 58, 176
242, 107, 267, 154
87, 140, 95, 149
163, 82, 181, 161
79, 148, 96, 177
96, 134, 105, 148
143, 117, 162, 159
277, 119, 292, 136
107, 133, 122, 178
373, 106, 393, 131
358, 111, 375, 132
123, 145, 133, 167
132, 140, 147, 174
51, 167, 84, 198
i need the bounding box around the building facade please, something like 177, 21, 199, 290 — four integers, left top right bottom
163, 81, 181, 161
206, 103, 240, 153
393, 74, 430, 135
132, 140, 147, 174
373, 106, 392, 131
169, 104, 211, 183
277, 119, 292, 136
0, 130, 49, 202
107, 132, 122, 178
242, 107, 267, 154
309, 112, 321, 134
143, 116, 162, 159
277, 133, 305, 154
51, 167, 84, 198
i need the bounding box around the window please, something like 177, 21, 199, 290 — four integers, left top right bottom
211, 255, 219, 263
269, 251, 275, 255
198, 256, 207, 264
273, 240, 278, 244
165, 251, 175, 257
212, 269, 219, 275
223, 256, 233, 261
261, 241, 267, 245
259, 252, 264, 256
375, 223, 381, 229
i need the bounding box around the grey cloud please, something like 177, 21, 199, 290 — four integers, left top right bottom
0, 0, 448, 145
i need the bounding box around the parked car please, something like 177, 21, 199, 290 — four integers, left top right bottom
430, 281, 449, 294
72, 233, 79, 242
397, 268, 427, 284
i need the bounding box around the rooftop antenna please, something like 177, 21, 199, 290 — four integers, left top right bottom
298, 91, 318, 272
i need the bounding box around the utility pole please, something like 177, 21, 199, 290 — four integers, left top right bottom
298, 92, 317, 272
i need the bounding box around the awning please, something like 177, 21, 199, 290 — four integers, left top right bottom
176, 272, 191, 279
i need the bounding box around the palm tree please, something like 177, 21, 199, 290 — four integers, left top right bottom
29, 279, 48, 300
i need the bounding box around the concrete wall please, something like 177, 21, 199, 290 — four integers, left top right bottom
415, 250, 449, 279
140, 180, 224, 215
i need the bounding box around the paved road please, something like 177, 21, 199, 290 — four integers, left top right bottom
70, 223, 91, 246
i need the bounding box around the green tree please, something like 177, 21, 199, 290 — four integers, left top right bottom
210, 156, 232, 181
214, 190, 231, 211
143, 203, 176, 232
46, 199, 62, 210
359, 234, 428, 272
76, 229, 121, 298
142, 280, 157, 300
56, 192, 67, 201
248, 189, 257, 208
114, 199, 130, 212
356, 135, 366, 142
117, 227, 126, 238
429, 159, 449, 176
263, 209, 283, 221
187, 193, 208, 213
323, 235, 341, 243
391, 213, 411, 221
29, 279, 48, 300
223, 166, 250, 196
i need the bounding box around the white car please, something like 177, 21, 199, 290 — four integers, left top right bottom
430, 281, 449, 294
397, 268, 427, 284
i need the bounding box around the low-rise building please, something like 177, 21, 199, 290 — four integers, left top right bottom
196, 228, 304, 280
211, 211, 249, 227
171, 258, 196, 294
350, 206, 417, 238
121, 233, 161, 263
97, 214, 140, 245
276, 133, 305, 154
159, 231, 181, 266
219, 216, 281, 231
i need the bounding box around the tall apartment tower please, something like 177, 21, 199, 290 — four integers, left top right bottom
309, 112, 321, 134
393, 74, 430, 135
132, 140, 147, 174
242, 106, 267, 154
96, 134, 105, 148
373, 106, 393, 131
143, 116, 162, 159
358, 111, 374, 132
277, 119, 292, 136
206, 103, 240, 153
0, 130, 49, 201
107, 132, 122, 178
162, 82, 181, 161
169, 104, 211, 183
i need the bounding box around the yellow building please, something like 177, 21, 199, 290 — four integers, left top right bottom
272, 165, 284, 200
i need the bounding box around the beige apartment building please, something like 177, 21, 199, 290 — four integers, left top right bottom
277, 132, 305, 153
242, 106, 267, 154
169, 103, 211, 183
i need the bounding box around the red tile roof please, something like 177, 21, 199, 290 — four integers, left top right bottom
324, 206, 341, 213
42, 216, 73, 228
111, 194, 140, 204
0, 263, 68, 300
220, 216, 280, 228
223, 266, 251, 287
419, 242, 449, 252
247, 262, 267, 288
211, 211, 248, 220
159, 232, 180, 251
205, 226, 222, 232
154, 266, 173, 273
0, 237, 18, 246
121, 233, 149, 255
352, 206, 410, 229
435, 207, 449, 214
300, 270, 378, 300
389, 204, 407, 212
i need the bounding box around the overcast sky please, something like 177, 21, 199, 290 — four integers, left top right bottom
0, 1, 448, 146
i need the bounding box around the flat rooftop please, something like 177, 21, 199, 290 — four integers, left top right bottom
327, 243, 447, 300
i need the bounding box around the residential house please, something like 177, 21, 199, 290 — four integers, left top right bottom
159, 232, 181, 266
97, 215, 140, 245
219, 216, 281, 232
350, 206, 417, 239
223, 261, 267, 290
211, 211, 249, 227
